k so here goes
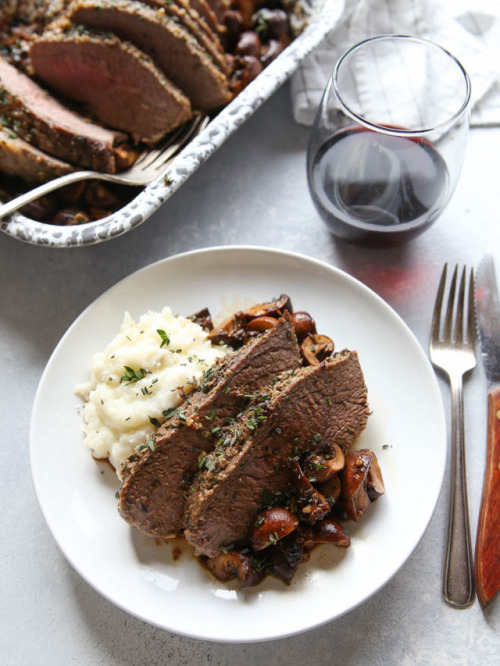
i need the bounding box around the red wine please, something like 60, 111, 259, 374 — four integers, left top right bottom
307, 128, 449, 246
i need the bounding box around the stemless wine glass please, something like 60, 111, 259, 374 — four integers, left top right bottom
307, 35, 471, 247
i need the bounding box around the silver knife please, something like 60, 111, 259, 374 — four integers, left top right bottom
474, 252, 500, 608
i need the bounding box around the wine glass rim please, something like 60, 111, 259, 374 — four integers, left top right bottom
332, 34, 472, 136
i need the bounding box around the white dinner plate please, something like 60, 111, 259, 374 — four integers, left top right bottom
30, 246, 446, 642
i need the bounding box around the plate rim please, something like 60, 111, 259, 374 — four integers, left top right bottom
29, 245, 447, 642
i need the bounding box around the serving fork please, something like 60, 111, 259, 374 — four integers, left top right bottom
429, 264, 476, 608
0, 114, 209, 220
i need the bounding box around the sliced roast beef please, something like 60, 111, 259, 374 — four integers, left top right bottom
30, 23, 193, 143
66, 0, 230, 110
184, 350, 370, 557
139, 0, 225, 50
0, 56, 135, 172
0, 124, 73, 182
188, 0, 223, 34
109, 0, 228, 72
68, 0, 227, 72
118, 313, 301, 538
206, 0, 230, 22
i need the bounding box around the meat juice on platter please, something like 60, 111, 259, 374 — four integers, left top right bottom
308, 127, 450, 246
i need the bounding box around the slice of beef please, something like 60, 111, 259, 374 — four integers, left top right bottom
188, 0, 223, 34
0, 56, 133, 173
68, 0, 227, 72
184, 350, 370, 557
0, 124, 73, 182
139, 0, 225, 53
66, 0, 231, 110
118, 313, 301, 538
206, 0, 230, 22
30, 23, 193, 143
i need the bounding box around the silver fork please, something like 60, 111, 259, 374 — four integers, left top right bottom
429, 264, 476, 608
0, 114, 208, 220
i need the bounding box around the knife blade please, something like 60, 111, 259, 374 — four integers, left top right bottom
474, 252, 500, 608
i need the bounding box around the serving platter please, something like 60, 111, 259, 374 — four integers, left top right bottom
1, 0, 344, 248
30, 246, 447, 642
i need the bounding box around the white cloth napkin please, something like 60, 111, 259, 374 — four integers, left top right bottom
291, 0, 500, 127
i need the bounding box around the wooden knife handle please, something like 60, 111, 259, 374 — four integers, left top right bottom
475, 385, 500, 607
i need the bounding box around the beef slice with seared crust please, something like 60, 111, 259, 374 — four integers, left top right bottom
184, 350, 369, 557
118, 313, 301, 538
139, 0, 225, 50
0, 56, 131, 173
71, 0, 228, 75
66, 0, 230, 111
0, 124, 74, 182
30, 23, 192, 143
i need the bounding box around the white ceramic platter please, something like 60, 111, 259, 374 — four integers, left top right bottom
30, 246, 446, 642
1, 0, 344, 247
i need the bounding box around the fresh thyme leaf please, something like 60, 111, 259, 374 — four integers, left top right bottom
162, 407, 177, 419
199, 454, 215, 471
205, 408, 217, 422
157, 329, 170, 348
149, 416, 161, 428
120, 365, 151, 384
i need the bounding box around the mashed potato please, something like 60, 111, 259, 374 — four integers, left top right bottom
76, 306, 229, 476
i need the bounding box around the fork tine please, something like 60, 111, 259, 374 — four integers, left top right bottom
466, 268, 475, 345
444, 265, 459, 342
432, 263, 448, 342
456, 267, 466, 343
139, 130, 190, 172
130, 148, 152, 167
135, 121, 195, 171
148, 115, 208, 173
139, 137, 181, 169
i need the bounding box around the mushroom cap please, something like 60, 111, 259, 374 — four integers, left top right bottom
251, 507, 299, 552
339, 449, 374, 521
303, 519, 351, 548
303, 443, 345, 484
290, 460, 331, 525
203, 551, 264, 587
300, 333, 334, 366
